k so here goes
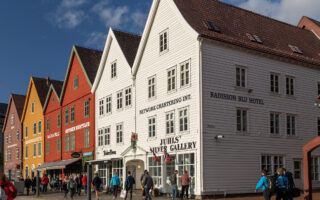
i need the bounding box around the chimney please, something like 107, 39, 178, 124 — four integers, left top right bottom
46, 76, 51, 86
298, 16, 320, 39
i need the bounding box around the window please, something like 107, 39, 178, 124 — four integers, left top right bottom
25, 145, 28, 159
7, 149, 11, 161
125, 87, 132, 107
65, 134, 70, 151
38, 121, 42, 133
116, 124, 123, 143
70, 106, 75, 122
236, 66, 246, 88
293, 160, 302, 179
270, 73, 279, 93
31, 102, 35, 113
318, 117, 320, 136
33, 143, 36, 157
270, 112, 280, 135
288, 44, 303, 54
112, 160, 123, 183
261, 155, 284, 175
8, 133, 11, 143
166, 111, 175, 134
159, 30, 168, 53
236, 108, 247, 132
105, 127, 110, 146
177, 153, 195, 190
111, 61, 117, 78
65, 109, 69, 124
286, 114, 296, 136
46, 119, 50, 131
16, 147, 19, 159
179, 107, 189, 132
56, 139, 61, 152
205, 21, 221, 33
5, 135, 8, 144
57, 114, 61, 128
98, 163, 107, 186
33, 123, 37, 134
180, 60, 191, 87
38, 142, 41, 156
25, 127, 28, 138
16, 130, 20, 141
167, 67, 176, 92
311, 157, 320, 180
10, 114, 14, 125
84, 128, 90, 148
246, 33, 263, 43
99, 99, 104, 116
117, 91, 123, 110
106, 95, 112, 114
148, 157, 162, 187
70, 132, 75, 151
84, 100, 90, 117
73, 75, 79, 89
148, 76, 156, 99
45, 142, 50, 155
148, 116, 156, 138
65, 132, 75, 151
98, 129, 103, 147
286, 76, 294, 96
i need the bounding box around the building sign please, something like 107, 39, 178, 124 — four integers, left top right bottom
150, 135, 196, 153
71, 152, 81, 158
210, 92, 264, 105
47, 132, 60, 139
139, 94, 191, 115
103, 150, 116, 156
25, 137, 42, 145
65, 122, 90, 134
7, 144, 17, 148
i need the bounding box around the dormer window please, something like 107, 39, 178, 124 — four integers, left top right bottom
246, 33, 262, 44
73, 75, 79, 89
205, 21, 221, 33
288, 44, 303, 54
111, 61, 117, 79
159, 29, 168, 53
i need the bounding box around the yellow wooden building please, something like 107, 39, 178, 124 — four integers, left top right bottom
22, 77, 51, 178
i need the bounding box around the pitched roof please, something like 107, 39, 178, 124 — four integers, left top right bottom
173, 0, 320, 66
32, 77, 52, 107
11, 94, 26, 119
50, 80, 64, 97
113, 30, 142, 67
74, 46, 103, 84
307, 17, 320, 27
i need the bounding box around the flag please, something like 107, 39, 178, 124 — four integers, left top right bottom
150, 148, 161, 162
163, 148, 172, 164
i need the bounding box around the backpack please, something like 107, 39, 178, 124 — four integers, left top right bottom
267, 175, 277, 194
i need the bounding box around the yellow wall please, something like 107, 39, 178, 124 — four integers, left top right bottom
22, 80, 44, 178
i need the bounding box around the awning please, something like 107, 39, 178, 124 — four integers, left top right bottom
37, 158, 80, 170
86, 159, 110, 165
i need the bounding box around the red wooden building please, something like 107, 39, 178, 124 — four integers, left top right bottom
59, 46, 102, 174
2, 94, 25, 180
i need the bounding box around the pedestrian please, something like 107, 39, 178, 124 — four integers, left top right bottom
68, 176, 76, 199
170, 170, 178, 200
24, 176, 32, 196
75, 174, 82, 196
276, 168, 288, 200
110, 171, 121, 199
82, 173, 87, 195
63, 176, 69, 198
284, 168, 295, 200
0, 174, 17, 200
256, 170, 271, 200
92, 172, 102, 200
180, 170, 190, 200
140, 170, 147, 198
41, 174, 49, 193
125, 171, 135, 200
31, 176, 36, 195
143, 171, 154, 200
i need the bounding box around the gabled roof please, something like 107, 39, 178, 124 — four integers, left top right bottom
307, 17, 320, 27
60, 45, 102, 99
173, 0, 320, 66
113, 30, 141, 66
43, 80, 64, 112
12, 94, 26, 120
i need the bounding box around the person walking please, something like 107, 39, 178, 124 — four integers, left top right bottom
75, 174, 82, 196
170, 170, 178, 200
31, 176, 36, 195
256, 170, 271, 200
82, 173, 87, 195
68, 176, 76, 199
110, 171, 121, 199
180, 170, 190, 200
24, 176, 32, 196
41, 174, 49, 193
284, 168, 295, 200
124, 171, 135, 200
63, 176, 69, 198
276, 168, 288, 200
140, 170, 147, 198
0, 174, 17, 200
143, 171, 154, 200
92, 172, 102, 200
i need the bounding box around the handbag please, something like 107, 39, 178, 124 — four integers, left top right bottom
120, 189, 127, 198
291, 188, 300, 197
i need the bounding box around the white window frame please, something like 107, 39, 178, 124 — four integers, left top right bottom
125, 86, 132, 107
286, 114, 296, 136
236, 66, 247, 88
106, 95, 112, 114
148, 116, 156, 138
159, 29, 169, 54
148, 75, 156, 99
236, 108, 248, 133
270, 112, 280, 135
270, 73, 280, 94
167, 66, 177, 93
99, 98, 105, 116
84, 100, 90, 118
10, 113, 14, 125
286, 76, 295, 96
293, 159, 302, 179
261, 155, 285, 175
116, 123, 123, 144
180, 59, 191, 88
70, 106, 75, 122
178, 107, 189, 133
98, 129, 103, 147
84, 128, 90, 148
166, 110, 175, 134
111, 61, 117, 79
116, 90, 123, 110
104, 126, 111, 146
311, 157, 320, 181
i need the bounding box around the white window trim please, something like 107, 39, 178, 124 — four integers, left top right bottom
236, 107, 249, 134
260, 154, 286, 175
180, 59, 191, 89
104, 126, 111, 146
111, 60, 117, 79
178, 106, 190, 134
269, 112, 281, 136
148, 75, 157, 100
116, 122, 124, 145
235, 65, 248, 90
116, 90, 124, 111
167, 66, 177, 94
165, 110, 175, 135
270, 72, 280, 95
124, 86, 133, 108
285, 75, 295, 97
286, 113, 297, 137
105, 95, 112, 116
159, 28, 169, 55
98, 98, 105, 117
148, 115, 157, 139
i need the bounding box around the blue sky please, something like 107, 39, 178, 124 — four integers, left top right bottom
1, 0, 320, 103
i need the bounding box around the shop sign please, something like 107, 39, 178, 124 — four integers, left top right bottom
210, 92, 264, 105
103, 150, 116, 156
150, 135, 196, 153
83, 152, 93, 157
25, 137, 42, 145
71, 152, 81, 158
47, 132, 60, 139
139, 94, 191, 114
65, 122, 90, 134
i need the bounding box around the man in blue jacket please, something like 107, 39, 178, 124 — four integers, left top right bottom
256, 170, 271, 200
125, 171, 135, 200
110, 171, 121, 199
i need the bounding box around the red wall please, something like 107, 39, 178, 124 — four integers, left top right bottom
44, 90, 62, 163
61, 53, 95, 160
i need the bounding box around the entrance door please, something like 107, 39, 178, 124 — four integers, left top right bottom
126, 160, 144, 190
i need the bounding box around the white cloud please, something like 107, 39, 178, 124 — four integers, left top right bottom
131, 11, 148, 30
238, 0, 320, 25
48, 0, 87, 29
85, 32, 107, 49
